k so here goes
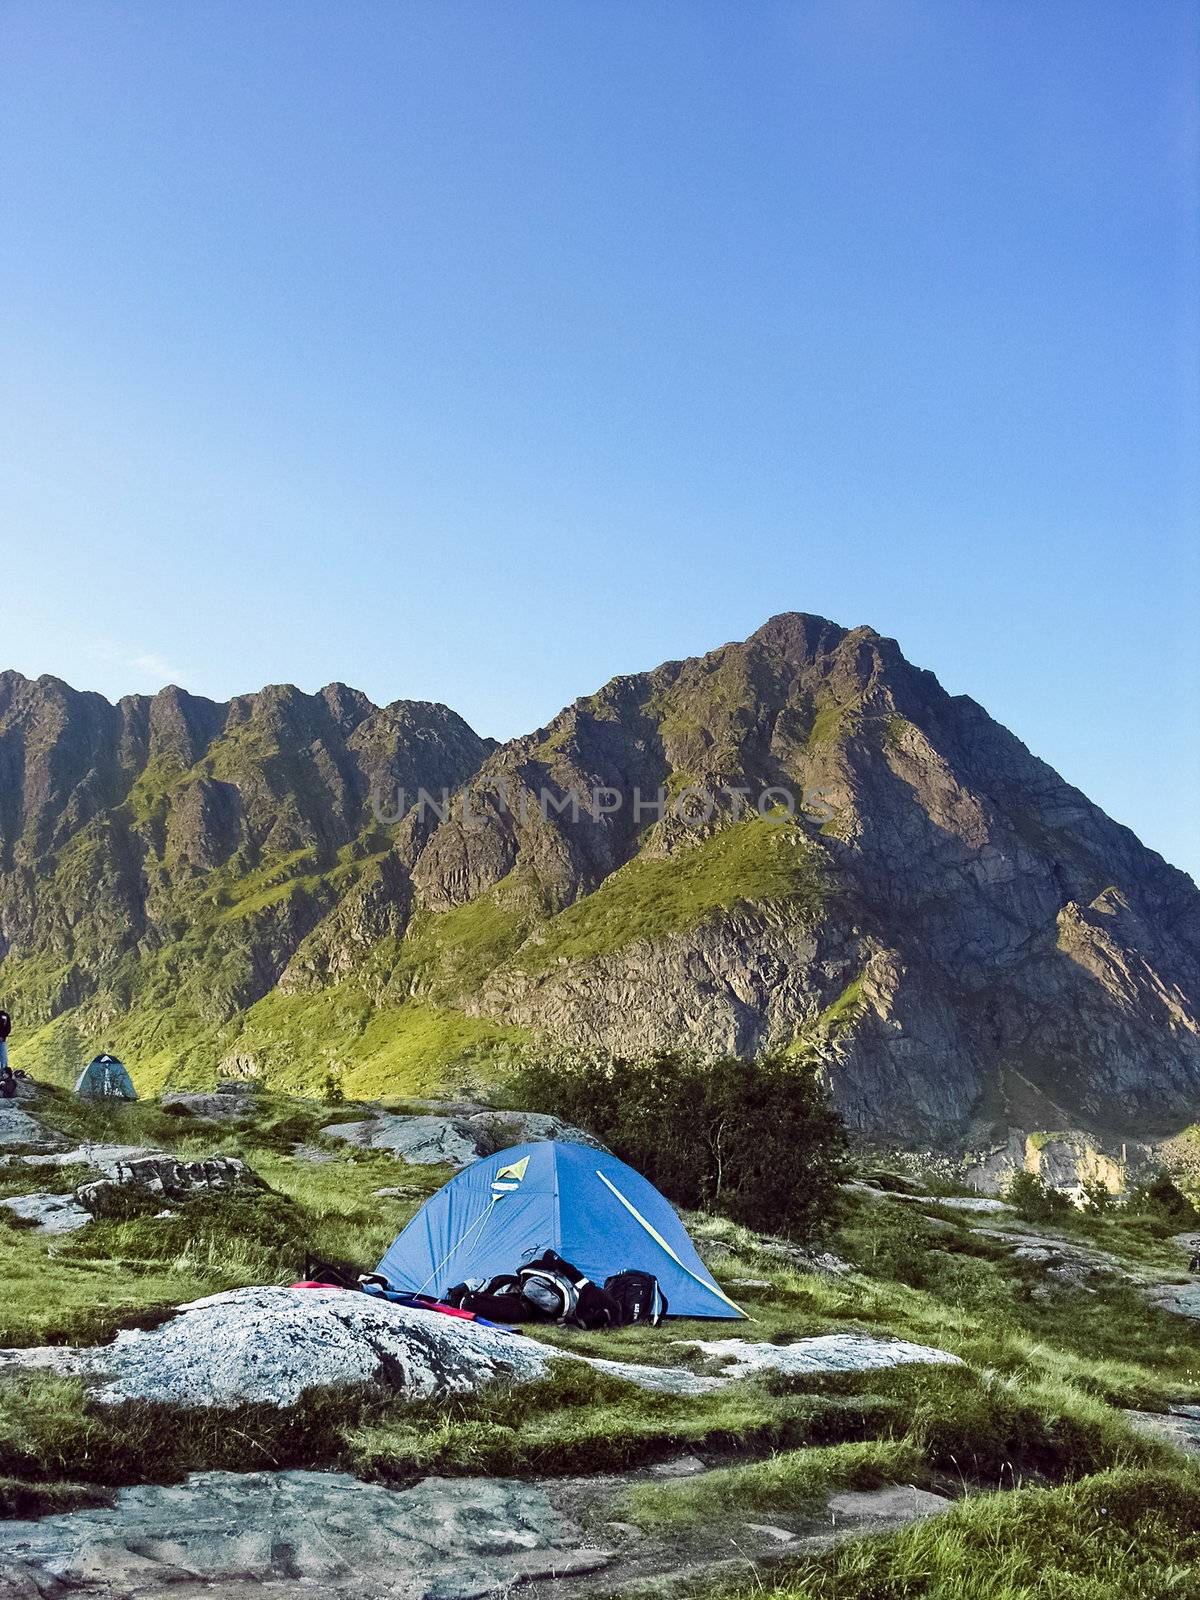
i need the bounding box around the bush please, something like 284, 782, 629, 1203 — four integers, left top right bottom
506, 1049, 849, 1241
1124, 1173, 1199, 1229
1005, 1170, 1072, 1223
1079, 1179, 1117, 1215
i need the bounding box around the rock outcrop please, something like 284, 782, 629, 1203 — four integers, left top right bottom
324, 1106, 606, 1168
0, 1191, 92, 1234
0, 1470, 615, 1599
0, 1285, 962, 1408
964, 1129, 1139, 1198
676, 1334, 963, 1381
1, 1142, 263, 1225
74, 1153, 261, 1216
0, 1286, 559, 1407
0, 1100, 56, 1152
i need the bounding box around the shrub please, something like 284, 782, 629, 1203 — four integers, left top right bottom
1079, 1179, 1117, 1215
1005, 1170, 1072, 1223
1124, 1173, 1199, 1229
506, 1049, 849, 1241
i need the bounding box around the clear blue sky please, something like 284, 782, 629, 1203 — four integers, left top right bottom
1, 2, 1197, 877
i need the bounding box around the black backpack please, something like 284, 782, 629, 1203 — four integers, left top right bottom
604, 1270, 668, 1326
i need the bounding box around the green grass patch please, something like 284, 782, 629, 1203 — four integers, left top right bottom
624, 1438, 921, 1529
511, 819, 827, 972
711, 1467, 1200, 1600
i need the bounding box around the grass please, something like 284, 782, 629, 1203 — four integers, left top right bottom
0, 1364, 910, 1493
225, 987, 531, 1100
702, 1468, 1200, 1600
0, 1087, 447, 1348
1, 1084, 1199, 1600
623, 1438, 923, 1528
12, 978, 532, 1104
348, 1374, 908, 1483
510, 818, 828, 973
620, 1361, 1173, 1533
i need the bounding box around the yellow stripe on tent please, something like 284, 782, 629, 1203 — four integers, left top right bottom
594, 1170, 745, 1317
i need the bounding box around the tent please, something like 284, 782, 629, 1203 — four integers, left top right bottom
376, 1140, 744, 1319
75, 1054, 137, 1100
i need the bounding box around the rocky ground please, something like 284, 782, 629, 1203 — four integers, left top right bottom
0, 1460, 962, 1600
2, 1086, 1200, 1600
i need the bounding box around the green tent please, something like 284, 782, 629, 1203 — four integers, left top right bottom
75, 1054, 137, 1100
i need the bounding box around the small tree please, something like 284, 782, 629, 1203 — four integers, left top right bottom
1005, 1169, 1071, 1223
507, 1048, 849, 1242
322, 1070, 345, 1107
1080, 1178, 1117, 1215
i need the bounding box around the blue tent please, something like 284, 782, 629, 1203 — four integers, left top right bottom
74, 1054, 137, 1100
376, 1140, 744, 1319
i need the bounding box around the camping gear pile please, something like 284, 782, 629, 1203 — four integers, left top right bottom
444, 1254, 667, 1328
301, 1140, 743, 1331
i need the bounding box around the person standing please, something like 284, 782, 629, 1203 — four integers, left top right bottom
0, 1008, 13, 1099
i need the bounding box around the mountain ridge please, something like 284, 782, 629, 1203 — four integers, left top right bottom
1, 614, 1197, 1147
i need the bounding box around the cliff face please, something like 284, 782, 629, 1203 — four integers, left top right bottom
400, 614, 1200, 1139
2, 615, 1198, 1144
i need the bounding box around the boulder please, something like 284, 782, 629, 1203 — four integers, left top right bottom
0, 1286, 717, 1408
0, 1191, 92, 1234
159, 1091, 257, 1120
0, 1469, 615, 1598
75, 1154, 262, 1217
324, 1107, 605, 1169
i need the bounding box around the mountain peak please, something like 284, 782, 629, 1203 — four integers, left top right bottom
1, 624, 1196, 1147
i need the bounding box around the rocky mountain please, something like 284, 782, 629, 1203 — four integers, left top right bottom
2, 616, 1198, 1146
